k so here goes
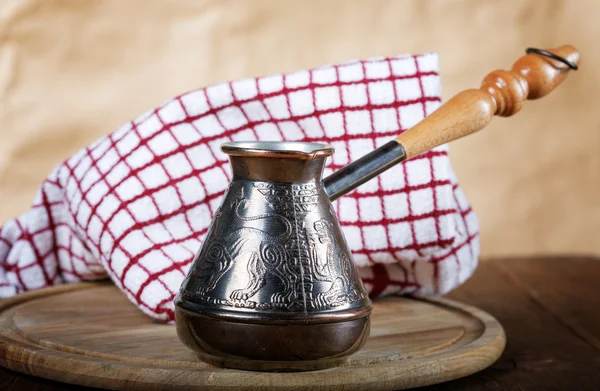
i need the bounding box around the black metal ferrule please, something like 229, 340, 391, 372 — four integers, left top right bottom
323, 141, 407, 201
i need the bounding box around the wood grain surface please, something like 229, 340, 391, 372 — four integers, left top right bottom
1, 256, 599, 390
0, 281, 504, 390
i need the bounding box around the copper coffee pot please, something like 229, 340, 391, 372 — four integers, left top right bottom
175, 46, 579, 371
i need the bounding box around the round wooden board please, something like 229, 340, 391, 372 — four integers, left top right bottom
0, 282, 505, 391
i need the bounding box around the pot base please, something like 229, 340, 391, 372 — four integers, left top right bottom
175, 307, 370, 371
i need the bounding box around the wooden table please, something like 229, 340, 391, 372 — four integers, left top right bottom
1, 256, 599, 390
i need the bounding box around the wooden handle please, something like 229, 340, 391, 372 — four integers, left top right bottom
395, 45, 580, 159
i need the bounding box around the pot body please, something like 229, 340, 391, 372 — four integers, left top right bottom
175, 143, 372, 371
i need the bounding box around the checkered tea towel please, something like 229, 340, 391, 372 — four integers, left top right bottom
0, 53, 479, 321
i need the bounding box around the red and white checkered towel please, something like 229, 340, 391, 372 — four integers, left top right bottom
0, 53, 479, 321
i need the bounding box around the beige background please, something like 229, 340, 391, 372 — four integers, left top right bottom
0, 0, 598, 257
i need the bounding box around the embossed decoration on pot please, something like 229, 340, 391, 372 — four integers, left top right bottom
176, 142, 373, 371
175, 46, 579, 371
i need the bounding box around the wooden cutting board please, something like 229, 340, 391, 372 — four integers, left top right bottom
0, 282, 505, 390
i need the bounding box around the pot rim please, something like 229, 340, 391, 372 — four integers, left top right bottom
222, 141, 335, 159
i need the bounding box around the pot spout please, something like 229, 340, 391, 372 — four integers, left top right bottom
323, 141, 406, 201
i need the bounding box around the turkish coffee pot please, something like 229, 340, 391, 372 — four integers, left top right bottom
175, 46, 579, 371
